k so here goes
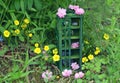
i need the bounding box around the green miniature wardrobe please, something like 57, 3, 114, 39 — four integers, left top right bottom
56, 13, 83, 71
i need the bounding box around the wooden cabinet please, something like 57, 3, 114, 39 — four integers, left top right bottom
56, 13, 83, 70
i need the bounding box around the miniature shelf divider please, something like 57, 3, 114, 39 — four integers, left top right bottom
56, 13, 83, 71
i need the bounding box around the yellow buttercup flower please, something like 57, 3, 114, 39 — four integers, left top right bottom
29, 33, 32, 37
96, 47, 100, 51
88, 54, 94, 60
3, 30, 10, 37
56, 76, 60, 79
24, 18, 30, 24
82, 57, 88, 63
34, 47, 41, 54
94, 50, 99, 55
44, 45, 49, 51
94, 47, 100, 55
14, 20, 19, 26
103, 33, 109, 40
53, 48, 58, 54
53, 54, 60, 62
21, 24, 27, 29
34, 43, 39, 47
14, 29, 20, 35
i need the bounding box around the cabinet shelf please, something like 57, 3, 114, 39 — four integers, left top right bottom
58, 26, 80, 30
71, 36, 80, 39
71, 26, 80, 29
62, 47, 80, 50
62, 55, 80, 59
62, 36, 80, 39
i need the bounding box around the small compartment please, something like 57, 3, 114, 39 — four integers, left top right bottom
62, 19, 70, 27
62, 59, 80, 69
71, 18, 80, 26
71, 39, 79, 42
62, 59, 71, 67
71, 29, 80, 36
62, 50, 71, 68
62, 40, 71, 48
71, 39, 80, 49
62, 29, 69, 37
71, 59, 80, 64
71, 49, 80, 55
62, 50, 71, 56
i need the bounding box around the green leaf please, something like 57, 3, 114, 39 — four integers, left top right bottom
29, 8, 37, 12
14, 0, 20, 10
86, 70, 91, 77
48, 44, 56, 49
28, 55, 41, 64
28, 0, 33, 9
98, 74, 106, 80
25, 12, 30, 20
50, 19, 56, 28
20, 71, 32, 78
12, 64, 19, 72
11, 59, 24, 64
24, 0, 28, 9
77, 79, 83, 83
20, 0, 25, 12
10, 13, 16, 20
4, 20, 11, 29
0, 26, 5, 33
34, 0, 42, 10
19, 35, 25, 42
22, 51, 41, 71
44, 78, 48, 83
0, 46, 8, 56
0, 0, 7, 9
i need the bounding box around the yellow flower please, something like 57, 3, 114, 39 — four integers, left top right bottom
94, 50, 99, 55
82, 57, 88, 63
44, 45, 49, 51
14, 20, 19, 26
53, 48, 58, 54
88, 54, 94, 60
14, 29, 20, 35
94, 47, 100, 55
21, 24, 27, 29
96, 47, 100, 51
29, 33, 32, 37
34, 43, 39, 47
53, 54, 60, 62
3, 30, 10, 37
56, 76, 60, 79
103, 33, 109, 40
24, 18, 30, 24
34, 47, 41, 54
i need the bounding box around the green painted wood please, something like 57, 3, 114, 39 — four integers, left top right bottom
56, 13, 83, 71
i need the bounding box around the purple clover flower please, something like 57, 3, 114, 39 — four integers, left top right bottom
69, 5, 79, 10
71, 62, 80, 70
42, 70, 53, 80
74, 71, 84, 79
56, 8, 66, 18
75, 8, 85, 15
71, 42, 79, 48
62, 69, 72, 77
69, 4, 85, 15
